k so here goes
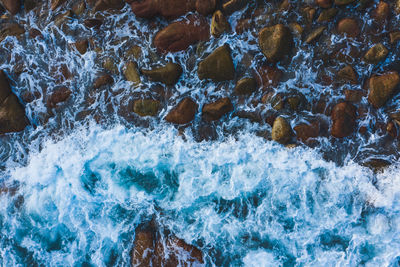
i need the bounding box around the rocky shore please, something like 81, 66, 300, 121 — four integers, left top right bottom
0, 0, 400, 265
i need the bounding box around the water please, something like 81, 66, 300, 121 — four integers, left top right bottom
0, 0, 400, 266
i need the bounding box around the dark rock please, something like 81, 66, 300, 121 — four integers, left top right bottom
133, 99, 160, 117
390, 31, 400, 44
305, 26, 325, 44
202, 98, 233, 121
74, 40, 88, 55
47, 87, 72, 108
93, 0, 125, 12
372, 1, 390, 22
334, 0, 356, 5
165, 98, 197, 124
316, 0, 332, 8
362, 158, 391, 173
142, 63, 182, 86
386, 121, 397, 138
364, 43, 388, 64
211, 10, 230, 37
93, 73, 114, 89
258, 24, 293, 62
337, 18, 359, 37
0, 23, 25, 43
331, 102, 356, 138
271, 116, 292, 144
317, 8, 338, 22
255, 66, 282, 90
198, 45, 235, 82
195, 0, 216, 15
294, 121, 320, 142
84, 19, 103, 28
337, 65, 357, 84
234, 77, 257, 95
51, 0, 67, 10
72, 1, 86, 15
29, 28, 42, 39
345, 90, 364, 102
1, 0, 21, 14
367, 72, 400, 108
154, 15, 209, 53
222, 0, 247, 15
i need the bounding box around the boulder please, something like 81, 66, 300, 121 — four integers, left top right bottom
133, 99, 160, 117
198, 45, 235, 82
211, 10, 230, 37
195, 0, 216, 15
154, 15, 209, 53
331, 102, 356, 138
344, 90, 364, 102
93, 73, 114, 89
390, 31, 400, 44
47, 87, 72, 108
271, 117, 292, 144
337, 18, 359, 37
1, 0, 21, 14
364, 43, 388, 64
258, 24, 293, 62
234, 77, 257, 95
202, 98, 233, 121
124, 61, 140, 84
367, 72, 400, 108
165, 98, 197, 124
294, 121, 320, 142
141, 63, 182, 86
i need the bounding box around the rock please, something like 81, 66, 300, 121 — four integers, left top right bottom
133, 99, 160, 117
390, 31, 400, 44
0, 71, 28, 134
24, 0, 36, 12
364, 43, 388, 64
125, 45, 142, 59
51, 0, 67, 10
124, 61, 140, 84
1, 0, 20, 14
93, 73, 114, 89
337, 18, 359, 37
337, 65, 357, 84
211, 10, 230, 37
258, 24, 293, 62
263, 92, 284, 110
93, 0, 124, 12
222, 0, 247, 15
154, 15, 209, 53
202, 98, 233, 121
255, 66, 283, 90
372, 1, 389, 22
331, 102, 356, 138
74, 40, 88, 55
72, 1, 86, 15
165, 98, 197, 124
305, 26, 325, 44
47, 87, 72, 108
317, 8, 338, 22
386, 121, 397, 138
141, 63, 182, 86
316, 0, 332, 8
397, 0, 400, 14
0, 23, 25, 43
131, 228, 154, 267
54, 10, 73, 27
234, 77, 257, 95
195, 0, 216, 15
294, 121, 320, 142
198, 45, 235, 82
334, 0, 356, 5
362, 158, 391, 173
29, 28, 42, 39
303, 7, 316, 23
84, 19, 103, 29
367, 72, 400, 108
271, 117, 292, 144
345, 90, 364, 102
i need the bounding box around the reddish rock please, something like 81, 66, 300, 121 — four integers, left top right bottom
255, 66, 283, 90
29, 28, 42, 39
337, 65, 357, 84
1, 0, 21, 14
294, 121, 320, 142
165, 98, 198, 124
47, 87, 72, 108
316, 0, 332, 8
331, 102, 357, 138
258, 24, 293, 62
196, 0, 216, 15
84, 19, 103, 28
345, 90, 364, 102
154, 15, 209, 53
198, 45, 235, 82
93, 73, 114, 89
337, 18, 359, 37
202, 98, 233, 121
93, 0, 125, 12
368, 72, 400, 108
372, 1, 390, 22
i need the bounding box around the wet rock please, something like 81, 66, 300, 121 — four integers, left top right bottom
345, 90, 364, 102
362, 158, 391, 173
334, 0, 356, 5
337, 18, 359, 37
133, 99, 160, 117
93, 73, 114, 89
51, 0, 67, 10
54, 10, 73, 27
84, 19, 103, 29
154, 15, 209, 53
165, 98, 197, 124
202, 98, 233, 121
141, 63, 182, 86
303, 7, 316, 23
305, 26, 325, 44
331, 102, 356, 138
124, 61, 140, 84
372, 1, 389, 22
195, 0, 216, 15
234, 77, 257, 95
255, 66, 282, 90
364, 43, 388, 64
390, 31, 400, 44
125, 45, 142, 59
74, 40, 88, 55
103, 58, 118, 74
72, 1, 86, 15
263, 92, 284, 111
386, 121, 397, 138
47, 87, 72, 108
397, 0, 400, 14
316, 0, 332, 8
23, 0, 35, 11
1, 0, 21, 14
0, 23, 25, 43
337, 65, 357, 84
51, 64, 72, 83
258, 24, 293, 62
222, 0, 247, 15
367, 72, 400, 108
317, 8, 337, 22
294, 121, 320, 142
198, 45, 235, 82
271, 116, 292, 144
211, 10, 230, 37
131, 228, 154, 267
93, 0, 124, 12
29, 28, 42, 39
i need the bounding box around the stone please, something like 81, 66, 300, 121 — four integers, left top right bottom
258, 24, 293, 62
344, 90, 364, 102
93, 73, 114, 89
255, 66, 282, 90
72, 1, 86, 15
165, 98, 197, 124
305, 26, 325, 44
196, 0, 216, 15
202, 98, 233, 121
317, 8, 337, 22
74, 40, 88, 55
331, 102, 357, 138
47, 87, 72, 108
133, 99, 160, 117
154, 15, 209, 53
364, 43, 388, 64
337, 65, 357, 84
142, 63, 182, 86
124, 61, 140, 84
271, 117, 292, 144
211, 10, 230, 37
84, 19, 103, 28
367, 72, 400, 108
337, 18, 359, 37
234, 77, 257, 95
222, 0, 247, 15
1, 0, 20, 14
316, 0, 332, 8
334, 0, 356, 5
372, 1, 390, 22
51, 0, 67, 10
294, 121, 320, 142
390, 31, 400, 44
198, 45, 235, 82
93, 0, 124, 12
0, 23, 25, 43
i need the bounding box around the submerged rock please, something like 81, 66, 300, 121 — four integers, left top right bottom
364, 43, 389, 64
272, 117, 292, 144
1, 0, 21, 14
368, 72, 400, 108
202, 98, 233, 121
331, 102, 356, 138
165, 98, 197, 124
133, 99, 160, 117
255, 66, 282, 90
198, 45, 235, 82
141, 63, 182, 86
258, 24, 293, 62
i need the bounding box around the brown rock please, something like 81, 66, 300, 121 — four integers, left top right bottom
271, 116, 292, 144
124, 61, 140, 84
334, 0, 356, 5
93, 73, 114, 89
154, 15, 209, 53
51, 0, 67, 10
84, 19, 103, 28
387, 121, 397, 138
364, 43, 388, 64
211, 10, 230, 37
222, 0, 247, 15
337, 18, 359, 37
131, 228, 154, 267
390, 31, 400, 44
47, 87, 72, 108
195, 0, 216, 15
141, 62, 182, 86
29, 28, 42, 39
74, 40, 88, 55
72, 1, 86, 15
255, 66, 282, 90
0, 23, 25, 43
305, 26, 325, 44
1, 0, 20, 14
337, 65, 357, 84
202, 98, 233, 121
316, 0, 332, 8
294, 121, 320, 142
345, 90, 364, 102
234, 77, 257, 95
198, 45, 235, 82
93, 0, 124, 12
367, 72, 400, 108
372, 1, 390, 22
258, 24, 293, 62
317, 8, 338, 22
165, 98, 197, 124
133, 99, 160, 117
331, 102, 357, 138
